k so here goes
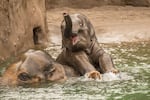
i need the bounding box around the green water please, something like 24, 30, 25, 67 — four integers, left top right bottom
0, 41, 150, 100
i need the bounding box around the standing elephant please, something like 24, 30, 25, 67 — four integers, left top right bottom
56, 13, 118, 79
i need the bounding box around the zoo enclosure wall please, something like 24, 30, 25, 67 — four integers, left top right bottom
46, 0, 150, 9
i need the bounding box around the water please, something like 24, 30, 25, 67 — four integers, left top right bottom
0, 41, 150, 100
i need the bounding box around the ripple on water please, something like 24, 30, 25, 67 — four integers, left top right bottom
0, 42, 150, 100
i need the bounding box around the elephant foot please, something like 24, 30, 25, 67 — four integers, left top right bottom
85, 71, 101, 80
111, 68, 119, 74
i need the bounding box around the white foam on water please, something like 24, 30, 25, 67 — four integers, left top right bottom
82, 72, 134, 82
102, 72, 119, 81
102, 72, 134, 81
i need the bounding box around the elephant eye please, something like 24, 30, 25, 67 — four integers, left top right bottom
18, 72, 31, 81
79, 23, 83, 27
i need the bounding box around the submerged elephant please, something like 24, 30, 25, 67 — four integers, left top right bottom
0, 49, 100, 85
57, 13, 118, 78
0, 50, 73, 85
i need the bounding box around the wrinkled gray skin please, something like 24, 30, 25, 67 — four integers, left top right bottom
0, 50, 78, 85
57, 13, 118, 77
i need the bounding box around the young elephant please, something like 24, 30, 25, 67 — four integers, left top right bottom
56, 13, 118, 79
0, 50, 69, 85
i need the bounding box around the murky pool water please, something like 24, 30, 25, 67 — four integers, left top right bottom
0, 41, 150, 100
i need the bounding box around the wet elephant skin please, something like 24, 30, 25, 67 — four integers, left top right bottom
0, 50, 68, 85
57, 13, 118, 79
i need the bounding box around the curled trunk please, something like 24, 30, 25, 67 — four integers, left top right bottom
63, 13, 72, 38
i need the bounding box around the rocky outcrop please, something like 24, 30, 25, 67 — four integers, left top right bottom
0, 0, 48, 63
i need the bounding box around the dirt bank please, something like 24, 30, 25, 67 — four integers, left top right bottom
47, 6, 150, 44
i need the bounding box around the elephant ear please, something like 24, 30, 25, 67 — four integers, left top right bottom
78, 14, 97, 41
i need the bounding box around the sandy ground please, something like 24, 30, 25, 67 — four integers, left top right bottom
47, 6, 150, 44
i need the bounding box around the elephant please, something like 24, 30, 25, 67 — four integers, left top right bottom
0, 49, 80, 85
0, 49, 101, 85
56, 13, 118, 79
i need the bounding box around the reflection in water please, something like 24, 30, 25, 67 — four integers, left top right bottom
0, 42, 150, 100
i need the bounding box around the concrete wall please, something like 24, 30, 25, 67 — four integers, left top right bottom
0, 0, 48, 63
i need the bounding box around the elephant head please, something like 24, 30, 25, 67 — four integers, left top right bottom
0, 50, 66, 85
61, 13, 97, 52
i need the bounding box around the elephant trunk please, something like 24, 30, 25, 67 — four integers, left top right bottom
63, 13, 72, 38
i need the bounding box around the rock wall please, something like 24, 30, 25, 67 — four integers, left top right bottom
46, 0, 150, 9
0, 0, 48, 63
46, 0, 124, 9
125, 0, 150, 7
